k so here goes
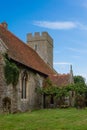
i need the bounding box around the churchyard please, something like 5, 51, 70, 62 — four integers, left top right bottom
0, 108, 87, 130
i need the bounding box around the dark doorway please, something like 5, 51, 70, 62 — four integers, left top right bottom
2, 97, 11, 113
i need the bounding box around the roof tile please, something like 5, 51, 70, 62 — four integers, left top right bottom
0, 24, 55, 76
49, 74, 71, 87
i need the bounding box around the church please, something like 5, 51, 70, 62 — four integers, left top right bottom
0, 22, 73, 113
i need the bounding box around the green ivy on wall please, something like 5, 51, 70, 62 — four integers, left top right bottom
4, 55, 19, 86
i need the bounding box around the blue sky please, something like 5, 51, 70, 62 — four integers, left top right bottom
0, 0, 87, 82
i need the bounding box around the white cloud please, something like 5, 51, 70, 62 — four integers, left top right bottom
33, 21, 87, 30
54, 62, 71, 65
33, 21, 77, 30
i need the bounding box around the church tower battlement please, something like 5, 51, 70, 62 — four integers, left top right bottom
27, 32, 53, 68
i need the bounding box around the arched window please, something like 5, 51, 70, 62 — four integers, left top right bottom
21, 71, 28, 99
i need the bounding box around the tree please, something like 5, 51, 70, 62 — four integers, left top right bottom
73, 75, 87, 94
74, 75, 86, 84
73, 75, 87, 108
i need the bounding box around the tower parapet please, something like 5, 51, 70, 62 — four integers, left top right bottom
27, 32, 53, 68
27, 32, 53, 46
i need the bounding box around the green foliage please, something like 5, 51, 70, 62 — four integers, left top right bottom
36, 76, 87, 108
4, 55, 19, 86
38, 79, 87, 108
43, 86, 58, 95
37, 78, 69, 98
74, 83, 87, 94
75, 94, 85, 109
55, 87, 69, 98
43, 78, 53, 88
67, 76, 87, 108
66, 83, 87, 95
74, 75, 86, 84
74, 83, 87, 108
38, 77, 87, 97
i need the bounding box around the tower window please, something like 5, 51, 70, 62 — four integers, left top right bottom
34, 44, 37, 51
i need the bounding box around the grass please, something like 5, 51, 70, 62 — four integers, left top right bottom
0, 108, 87, 130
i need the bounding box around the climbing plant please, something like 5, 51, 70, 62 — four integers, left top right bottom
4, 54, 19, 86
36, 78, 69, 97
36, 77, 87, 108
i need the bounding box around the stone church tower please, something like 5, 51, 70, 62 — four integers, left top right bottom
27, 32, 53, 68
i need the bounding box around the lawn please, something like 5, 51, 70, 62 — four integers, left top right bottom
0, 108, 87, 130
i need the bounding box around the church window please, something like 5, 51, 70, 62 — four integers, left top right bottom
21, 71, 28, 99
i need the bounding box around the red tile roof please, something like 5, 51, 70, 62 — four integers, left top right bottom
0, 24, 55, 76
49, 74, 71, 87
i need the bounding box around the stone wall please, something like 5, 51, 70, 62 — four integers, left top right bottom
17, 68, 45, 112
0, 39, 45, 113
0, 54, 17, 113
0, 57, 45, 113
0, 54, 5, 112
0, 40, 8, 113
